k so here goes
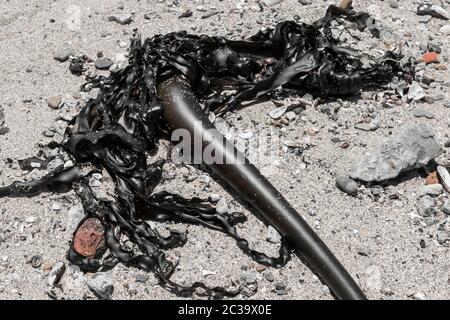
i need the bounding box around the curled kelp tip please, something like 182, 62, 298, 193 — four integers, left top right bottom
0, 5, 413, 299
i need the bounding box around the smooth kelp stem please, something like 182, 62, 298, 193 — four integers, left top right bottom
157, 75, 367, 300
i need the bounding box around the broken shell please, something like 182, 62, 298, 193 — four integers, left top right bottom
269, 105, 287, 119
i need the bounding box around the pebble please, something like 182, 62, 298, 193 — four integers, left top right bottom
412, 107, 434, 119
414, 292, 426, 300
425, 171, 439, 185
417, 4, 449, 20
94, 58, 113, 70
335, 176, 359, 195
67, 206, 85, 233
47, 262, 66, 286
416, 195, 438, 217
216, 198, 229, 214
285, 111, 296, 121
47, 96, 62, 110
268, 106, 287, 119
422, 52, 439, 64
53, 47, 74, 62
339, 0, 353, 10
355, 119, 379, 131
437, 166, 450, 194
47, 158, 65, 173
408, 83, 425, 101
443, 199, 450, 215
263, 0, 285, 6
241, 271, 257, 285
209, 193, 221, 203
73, 218, 105, 257
389, 0, 399, 9
30, 255, 42, 268
440, 25, 450, 34
264, 271, 275, 282
266, 226, 281, 244
108, 14, 132, 25
417, 184, 443, 197
87, 273, 114, 300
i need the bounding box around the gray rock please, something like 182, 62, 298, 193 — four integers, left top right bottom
216, 198, 228, 214
355, 119, 379, 131
47, 158, 65, 173
241, 271, 257, 285
94, 58, 113, 70
412, 107, 434, 119
108, 14, 132, 25
417, 4, 449, 20
443, 199, 450, 215
53, 47, 74, 62
408, 82, 425, 101
87, 273, 114, 300
351, 125, 443, 182
47, 96, 62, 110
417, 184, 443, 197
416, 195, 438, 217
440, 25, 450, 34
335, 176, 359, 195
209, 193, 221, 203
389, 0, 399, 9
47, 262, 66, 286
268, 106, 287, 119
67, 206, 85, 233
266, 226, 281, 244
264, 271, 275, 282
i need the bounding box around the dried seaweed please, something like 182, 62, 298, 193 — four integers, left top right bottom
0, 6, 412, 298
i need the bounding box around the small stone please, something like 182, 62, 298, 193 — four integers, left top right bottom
47, 158, 65, 173
209, 193, 221, 203
417, 4, 449, 20
264, 271, 275, 282
389, 0, 399, 9
443, 199, 450, 215
437, 166, 450, 194
339, 0, 353, 10
30, 255, 42, 268
269, 106, 287, 119
239, 131, 254, 140
425, 171, 439, 185
416, 195, 438, 217
73, 218, 105, 257
417, 184, 443, 197
216, 198, 229, 214
135, 274, 149, 283
412, 107, 434, 119
67, 206, 85, 233
440, 25, 450, 34
285, 111, 296, 121
355, 119, 379, 131
414, 292, 426, 300
94, 58, 113, 70
47, 96, 62, 110
266, 226, 281, 244
53, 47, 74, 62
263, 0, 285, 6
47, 262, 66, 286
335, 176, 359, 195
427, 43, 441, 54
87, 273, 114, 300
422, 52, 439, 64
108, 14, 132, 25
179, 9, 193, 19
241, 271, 257, 285
408, 83, 425, 101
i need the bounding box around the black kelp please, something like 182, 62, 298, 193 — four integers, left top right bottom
0, 6, 411, 298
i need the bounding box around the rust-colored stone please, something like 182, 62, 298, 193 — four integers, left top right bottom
422, 52, 439, 64
425, 171, 439, 185
340, 0, 353, 10
73, 218, 105, 257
